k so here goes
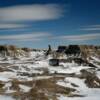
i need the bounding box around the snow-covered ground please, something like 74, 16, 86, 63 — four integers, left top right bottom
0, 95, 14, 100
57, 77, 100, 100
0, 50, 100, 100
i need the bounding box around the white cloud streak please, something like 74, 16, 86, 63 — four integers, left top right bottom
57, 33, 100, 41
0, 32, 51, 41
0, 23, 27, 29
0, 4, 64, 21
80, 28, 100, 31
80, 25, 100, 31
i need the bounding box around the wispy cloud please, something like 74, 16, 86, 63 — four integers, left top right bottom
0, 4, 64, 22
80, 25, 100, 31
0, 32, 51, 41
80, 28, 100, 31
56, 33, 100, 41
0, 23, 27, 29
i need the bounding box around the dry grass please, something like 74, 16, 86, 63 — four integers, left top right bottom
27, 77, 76, 100
8, 77, 76, 100
80, 69, 100, 88
0, 81, 5, 94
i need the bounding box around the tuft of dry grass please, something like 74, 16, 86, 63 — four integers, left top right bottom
27, 78, 76, 100
80, 69, 100, 88
9, 77, 76, 100
0, 81, 5, 94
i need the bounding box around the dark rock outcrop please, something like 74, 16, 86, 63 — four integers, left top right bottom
65, 45, 81, 56
57, 46, 68, 53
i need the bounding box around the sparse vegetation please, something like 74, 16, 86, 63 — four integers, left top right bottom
0, 44, 100, 100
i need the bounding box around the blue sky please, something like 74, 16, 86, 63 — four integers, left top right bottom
0, 0, 100, 48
